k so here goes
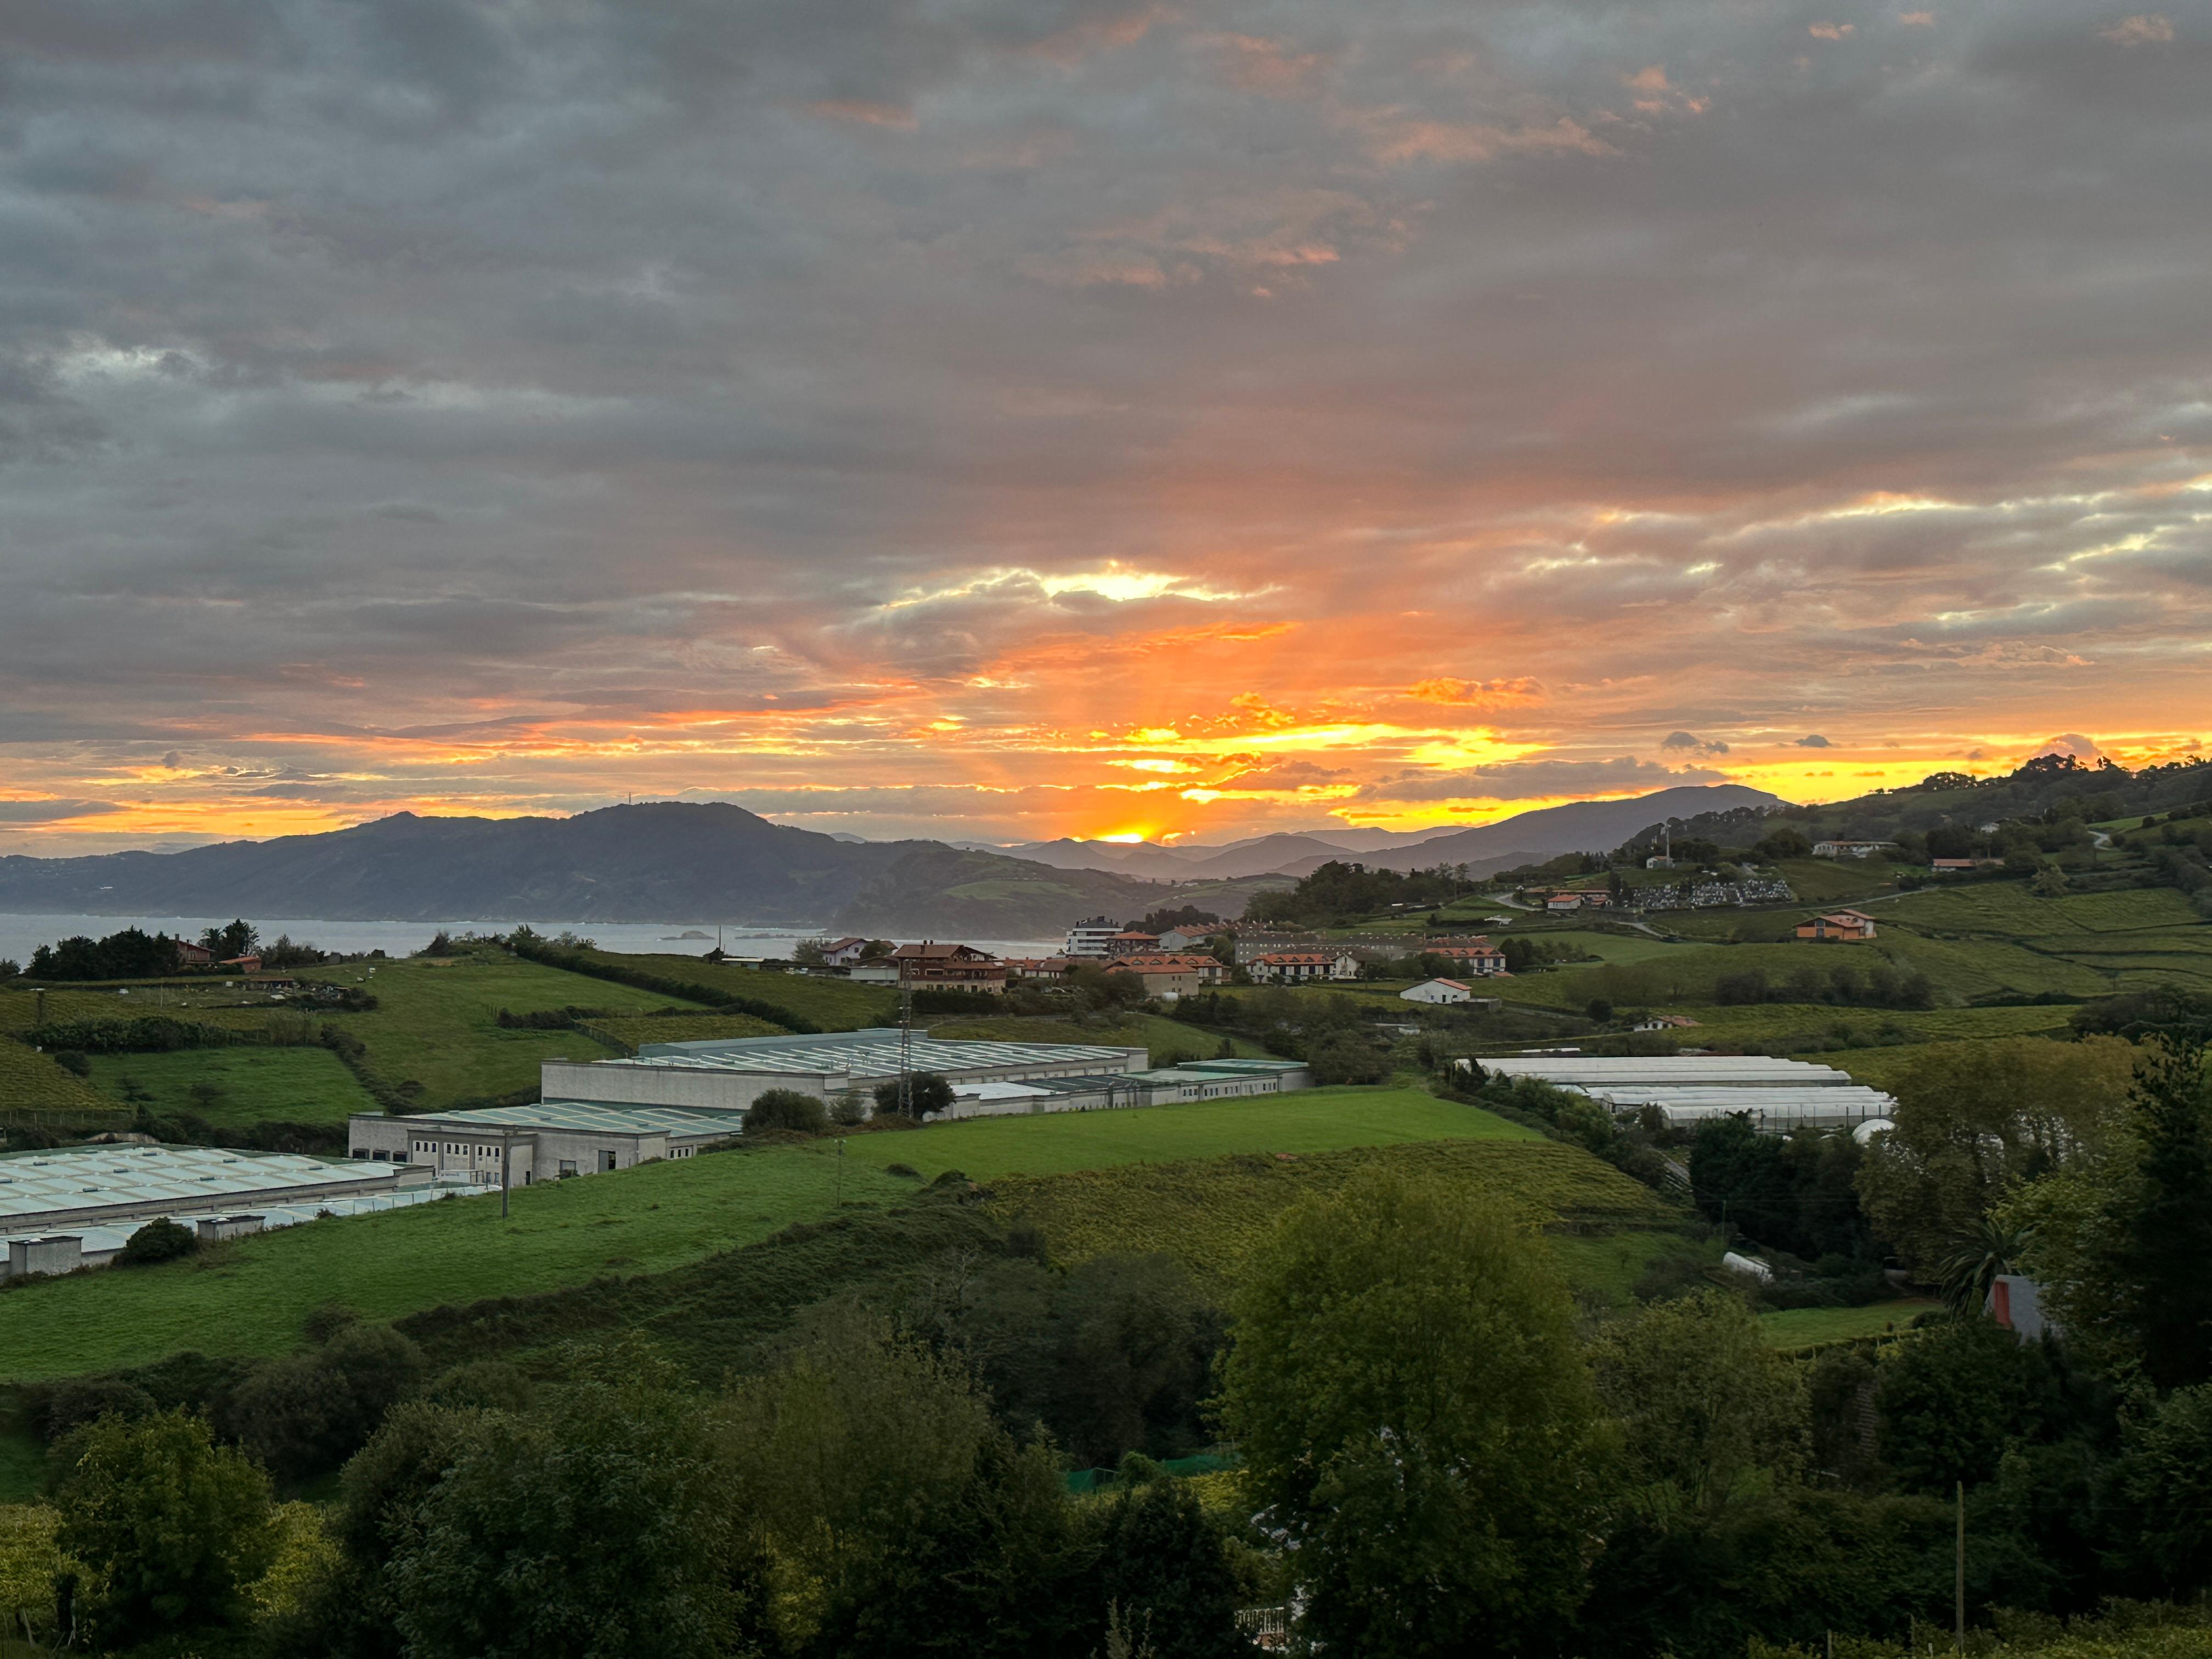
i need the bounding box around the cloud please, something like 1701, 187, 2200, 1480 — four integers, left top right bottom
1794, 735, 1833, 748
0, 798, 126, 823
1356, 757, 1727, 803
1661, 731, 1732, 757
1808, 22, 1855, 39
2100, 15, 2174, 45
0, 0, 2208, 849
2037, 733, 2106, 763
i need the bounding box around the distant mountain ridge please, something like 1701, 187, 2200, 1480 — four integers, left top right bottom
0, 803, 1280, 937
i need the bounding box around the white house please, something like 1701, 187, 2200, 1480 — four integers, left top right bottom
819, 936, 872, 967
1156, 926, 1217, 952
1812, 840, 1898, 860
1250, 951, 1363, 984
1401, 978, 1474, 1005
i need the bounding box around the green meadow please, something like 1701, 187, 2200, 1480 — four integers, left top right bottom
85, 1046, 377, 1127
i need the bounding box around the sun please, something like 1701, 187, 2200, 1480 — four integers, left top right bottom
1095, 830, 1152, 844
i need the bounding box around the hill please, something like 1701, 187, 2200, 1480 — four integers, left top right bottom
0, 802, 1286, 936
1363, 784, 1786, 869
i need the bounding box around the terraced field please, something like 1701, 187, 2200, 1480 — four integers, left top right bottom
545, 950, 898, 1030
923, 1011, 1269, 1060
0, 1037, 126, 1118
578, 1012, 788, 1052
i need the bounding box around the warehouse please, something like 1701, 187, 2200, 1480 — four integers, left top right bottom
348, 1100, 741, 1183
1, 1143, 473, 1280
539, 1029, 1150, 1114
1479, 1053, 1896, 1132
934, 1057, 1312, 1121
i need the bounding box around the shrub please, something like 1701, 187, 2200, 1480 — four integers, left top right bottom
116, 1217, 199, 1267
746, 1087, 830, 1136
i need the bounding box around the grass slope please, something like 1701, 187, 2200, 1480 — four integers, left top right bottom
294, 955, 708, 1106
0, 1037, 125, 1118
1759, 1300, 1938, 1349
983, 1138, 1680, 1295
580, 1012, 788, 1053
0, 1085, 1531, 1380
558, 951, 898, 1030
84, 1047, 377, 1128
838, 1086, 1539, 1181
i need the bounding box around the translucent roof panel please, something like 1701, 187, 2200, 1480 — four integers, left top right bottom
1, 1144, 398, 1225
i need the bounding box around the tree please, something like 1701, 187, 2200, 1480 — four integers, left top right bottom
1087, 1475, 1245, 1659
2108, 1036, 2212, 1390
1874, 1316, 2060, 1494
1305, 1030, 1386, 1086
227, 1324, 427, 1482
1855, 1037, 2136, 1271
53, 1410, 277, 1646
390, 1362, 764, 1659
2031, 862, 2070, 897
1588, 1291, 1809, 1502
745, 1087, 830, 1135
2116, 1383, 2212, 1598
1586, 997, 1615, 1024
1218, 1169, 1612, 1657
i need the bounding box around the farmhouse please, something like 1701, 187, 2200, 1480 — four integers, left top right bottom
1812, 840, 1898, 859
1423, 938, 1509, 975
1796, 910, 1878, 941
890, 941, 1005, 992
1401, 978, 1474, 1005
818, 936, 873, 966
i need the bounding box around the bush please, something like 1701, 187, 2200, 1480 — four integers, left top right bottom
116, 1217, 199, 1267
746, 1087, 830, 1136
52, 1048, 91, 1076
227, 1325, 428, 1482
873, 1072, 957, 1118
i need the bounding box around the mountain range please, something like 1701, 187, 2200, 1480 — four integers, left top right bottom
0, 784, 1785, 938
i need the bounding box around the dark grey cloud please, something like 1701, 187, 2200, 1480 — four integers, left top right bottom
1, 0, 2208, 839
1795, 735, 1831, 748
1358, 757, 1725, 803
1660, 732, 1730, 758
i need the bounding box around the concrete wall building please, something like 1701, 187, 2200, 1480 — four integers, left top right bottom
348, 1100, 742, 1183
1063, 917, 1126, 957
933, 1057, 1312, 1121
538, 1029, 1151, 1116
2, 1144, 479, 1280
1401, 978, 1474, 1005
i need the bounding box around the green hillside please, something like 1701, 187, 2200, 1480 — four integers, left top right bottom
84, 1046, 376, 1128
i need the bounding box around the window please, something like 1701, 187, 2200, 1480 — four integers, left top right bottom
558, 1160, 578, 1177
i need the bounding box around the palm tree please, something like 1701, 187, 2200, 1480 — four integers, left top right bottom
1937, 1216, 2031, 1316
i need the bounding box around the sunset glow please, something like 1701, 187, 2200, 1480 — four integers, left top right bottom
2, 2, 2207, 855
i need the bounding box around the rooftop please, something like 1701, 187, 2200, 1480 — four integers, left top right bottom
1, 1143, 400, 1227
387, 1101, 748, 1135
620, 1030, 1144, 1077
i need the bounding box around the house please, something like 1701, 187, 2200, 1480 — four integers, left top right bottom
1795, 910, 1878, 942
1107, 930, 1160, 955
1156, 926, 1217, 952
1812, 840, 1899, 860
1401, 978, 1474, 1006
890, 941, 1006, 992
218, 955, 263, 974
1423, 938, 1509, 977
1644, 855, 1677, 870
1545, 894, 1583, 913
1102, 955, 1218, 997
1930, 857, 1999, 873
1249, 951, 1361, 984
171, 939, 214, 968
819, 936, 873, 967
1003, 956, 1074, 981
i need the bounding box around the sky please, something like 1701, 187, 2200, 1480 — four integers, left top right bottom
2, 0, 2208, 856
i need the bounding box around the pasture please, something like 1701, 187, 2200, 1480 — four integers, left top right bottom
83, 1046, 376, 1128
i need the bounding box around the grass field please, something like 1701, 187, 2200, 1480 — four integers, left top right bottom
0, 1085, 1543, 1381
981, 1138, 1684, 1296
84, 1046, 377, 1128
1666, 1002, 2077, 1047
838, 1086, 1539, 1181
291, 955, 709, 1106
1759, 1300, 1938, 1349
0, 1147, 917, 1381
579, 1012, 788, 1052
554, 951, 898, 1030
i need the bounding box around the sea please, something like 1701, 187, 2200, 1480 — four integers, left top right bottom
0, 913, 1063, 966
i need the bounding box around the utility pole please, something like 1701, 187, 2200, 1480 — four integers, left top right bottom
1955, 1480, 1966, 1650
898, 981, 915, 1117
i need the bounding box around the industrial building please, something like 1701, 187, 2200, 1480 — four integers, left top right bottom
934, 1057, 1312, 1121
1480, 1054, 1896, 1132
344, 1034, 1316, 1175
1, 1143, 479, 1280
538, 1029, 1151, 1114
